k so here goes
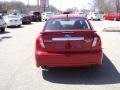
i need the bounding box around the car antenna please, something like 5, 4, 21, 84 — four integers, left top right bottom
63, 11, 69, 20
67, 14, 69, 20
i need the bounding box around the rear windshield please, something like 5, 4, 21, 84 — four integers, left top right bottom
94, 13, 100, 16
33, 12, 40, 15
7, 15, 18, 18
45, 18, 91, 31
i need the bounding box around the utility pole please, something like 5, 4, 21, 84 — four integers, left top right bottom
44, 0, 46, 12
60, 0, 61, 12
93, 0, 95, 12
37, 0, 40, 12
116, 0, 120, 12
27, 0, 30, 12
4, 0, 6, 10
118, 0, 120, 12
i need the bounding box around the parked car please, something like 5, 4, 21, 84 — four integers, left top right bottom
35, 14, 103, 69
87, 12, 101, 21
79, 12, 87, 17
29, 11, 42, 22
4, 15, 22, 27
103, 13, 120, 21
42, 12, 54, 21
0, 15, 6, 32
15, 13, 31, 24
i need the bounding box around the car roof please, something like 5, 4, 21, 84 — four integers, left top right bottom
44, 12, 54, 13
50, 14, 86, 19
4, 15, 19, 18
5, 15, 17, 16
30, 11, 40, 13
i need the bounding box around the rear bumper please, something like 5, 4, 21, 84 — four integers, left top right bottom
32, 17, 41, 21
22, 19, 31, 23
7, 21, 22, 26
93, 17, 101, 20
35, 51, 103, 68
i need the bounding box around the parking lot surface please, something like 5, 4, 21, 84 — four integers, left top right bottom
0, 21, 120, 90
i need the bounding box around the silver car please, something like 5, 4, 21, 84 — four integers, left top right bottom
4, 15, 22, 27
42, 12, 54, 21
87, 12, 101, 21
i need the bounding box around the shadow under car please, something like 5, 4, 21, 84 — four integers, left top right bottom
42, 54, 120, 85
7, 26, 24, 29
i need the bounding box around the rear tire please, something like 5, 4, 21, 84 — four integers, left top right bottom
98, 19, 100, 21
41, 66, 49, 69
18, 25, 21, 27
91, 17, 94, 21
29, 21, 31, 24
0, 28, 5, 33
38, 18, 42, 22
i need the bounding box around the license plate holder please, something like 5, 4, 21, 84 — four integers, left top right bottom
52, 37, 84, 41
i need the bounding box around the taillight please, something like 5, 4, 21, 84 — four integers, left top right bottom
92, 37, 98, 47
36, 35, 45, 51
40, 37, 45, 48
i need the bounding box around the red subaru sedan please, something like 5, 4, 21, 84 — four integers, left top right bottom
35, 14, 103, 69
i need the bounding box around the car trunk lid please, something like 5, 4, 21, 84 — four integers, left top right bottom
40, 30, 100, 52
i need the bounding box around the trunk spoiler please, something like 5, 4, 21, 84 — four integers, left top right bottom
40, 30, 96, 34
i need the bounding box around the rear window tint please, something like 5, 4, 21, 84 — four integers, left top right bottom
8, 15, 18, 18
45, 18, 91, 31
33, 12, 40, 15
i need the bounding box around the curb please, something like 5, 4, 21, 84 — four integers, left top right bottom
103, 27, 120, 32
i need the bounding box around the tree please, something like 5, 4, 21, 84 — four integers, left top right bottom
93, 0, 116, 13
66, 7, 79, 13
0, 1, 59, 13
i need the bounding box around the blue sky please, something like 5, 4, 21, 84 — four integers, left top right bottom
3, 0, 91, 10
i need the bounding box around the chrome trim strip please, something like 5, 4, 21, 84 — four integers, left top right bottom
52, 37, 84, 41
